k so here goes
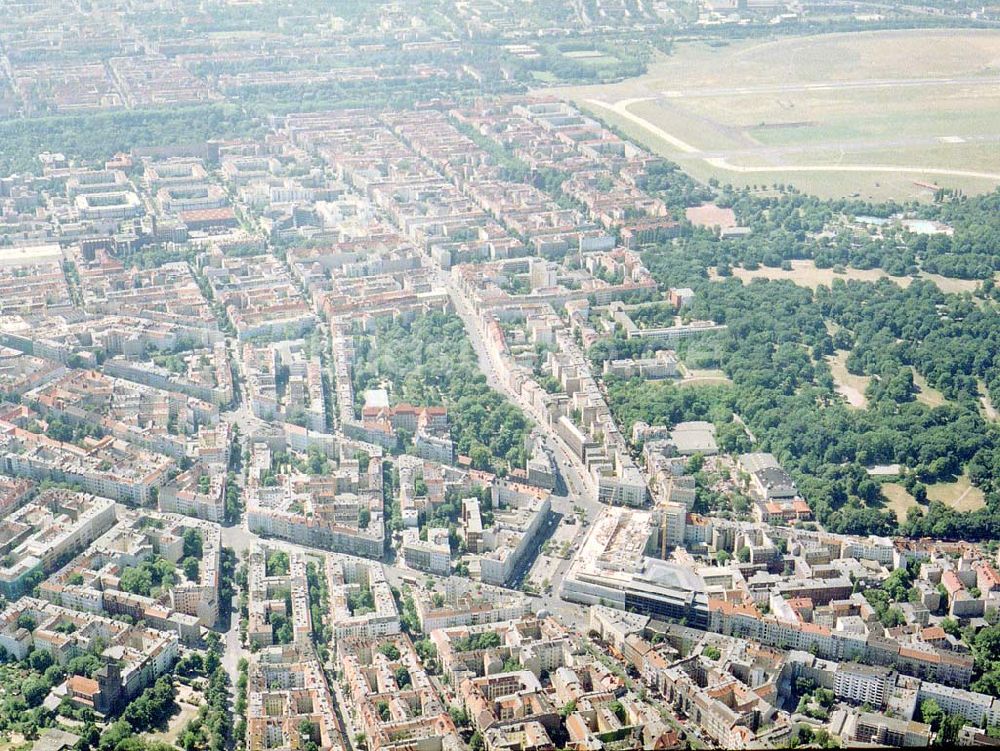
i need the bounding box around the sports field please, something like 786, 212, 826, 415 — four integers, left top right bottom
547, 30, 1000, 200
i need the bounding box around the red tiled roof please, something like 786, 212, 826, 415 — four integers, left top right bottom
67, 675, 100, 696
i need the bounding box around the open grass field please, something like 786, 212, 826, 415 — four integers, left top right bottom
545, 30, 1000, 200
927, 473, 986, 512
713, 259, 982, 294
912, 370, 948, 408
981, 380, 999, 422
883, 474, 986, 520
678, 369, 733, 387
827, 350, 870, 409
562, 49, 619, 65
824, 335, 950, 411
675, 359, 733, 388
0, 734, 27, 751
882, 482, 918, 522
143, 684, 201, 746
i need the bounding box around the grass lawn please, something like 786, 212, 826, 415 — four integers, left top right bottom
0, 732, 29, 751
920, 271, 987, 295
912, 370, 948, 408
143, 684, 201, 746
728, 260, 900, 289
882, 483, 918, 522
717, 259, 981, 295
827, 350, 870, 410
544, 29, 1000, 200
980, 380, 999, 422
678, 369, 732, 388
927, 473, 986, 512
562, 50, 619, 65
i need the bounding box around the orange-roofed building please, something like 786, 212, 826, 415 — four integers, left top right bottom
976, 562, 1000, 593
920, 627, 948, 648
66, 674, 106, 712
792, 499, 812, 518
941, 570, 965, 598
787, 597, 814, 622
